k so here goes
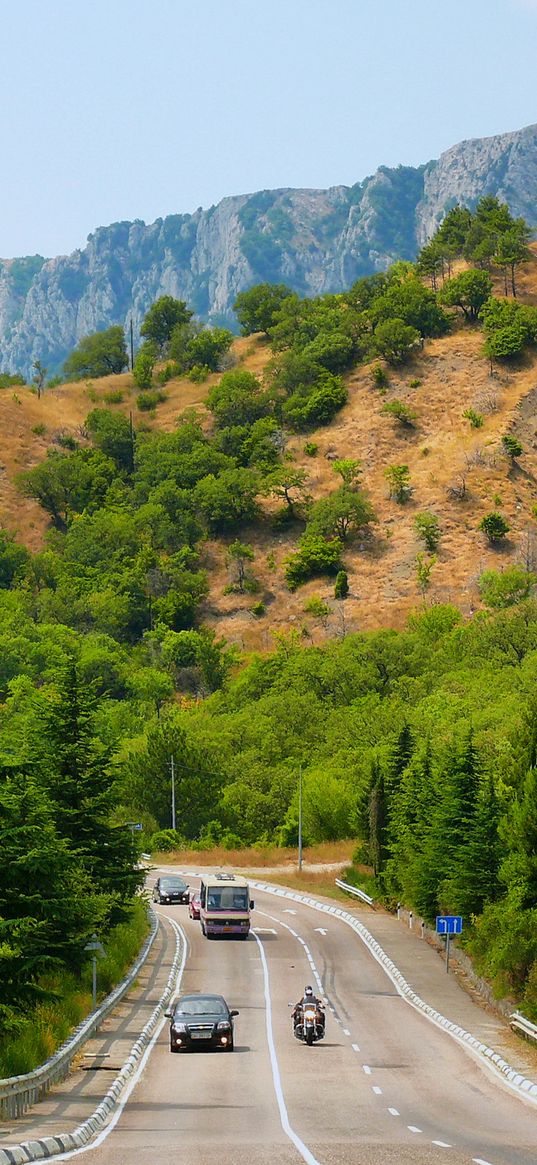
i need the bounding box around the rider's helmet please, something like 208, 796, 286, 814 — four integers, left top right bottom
304, 985, 314, 998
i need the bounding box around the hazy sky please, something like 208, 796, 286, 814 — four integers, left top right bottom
2, 0, 536, 258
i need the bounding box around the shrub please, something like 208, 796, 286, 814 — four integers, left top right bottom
188, 364, 211, 383
334, 569, 349, 599
284, 536, 343, 590
409, 378, 421, 388
371, 363, 389, 389
304, 595, 331, 618
0, 372, 25, 388
32, 423, 47, 436
502, 434, 523, 460
414, 512, 440, 551
283, 374, 348, 430
54, 433, 79, 451
478, 512, 510, 542
462, 408, 484, 429
304, 441, 318, 457
374, 318, 420, 365
381, 399, 418, 426
46, 375, 63, 389
149, 828, 188, 852
103, 389, 124, 404
137, 390, 167, 411
133, 345, 156, 390
479, 566, 536, 608
250, 601, 266, 617
384, 464, 412, 503
156, 361, 182, 384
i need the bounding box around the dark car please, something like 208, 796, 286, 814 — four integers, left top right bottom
189, 890, 201, 920
153, 876, 189, 905
166, 993, 239, 1052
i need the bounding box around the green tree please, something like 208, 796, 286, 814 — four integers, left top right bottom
86, 409, 135, 473
120, 712, 222, 833
414, 512, 440, 551
502, 434, 523, 461
267, 467, 310, 518
494, 224, 532, 298
334, 569, 349, 599
333, 458, 362, 487
415, 552, 436, 596
381, 399, 418, 426
206, 370, 270, 428
479, 567, 536, 608
374, 318, 420, 365
226, 540, 255, 593
194, 468, 260, 531
478, 512, 510, 543
32, 360, 47, 400
63, 327, 128, 380
441, 269, 493, 321
307, 487, 376, 543
133, 343, 156, 389
233, 282, 293, 336
284, 535, 343, 590
140, 296, 193, 356
384, 464, 411, 503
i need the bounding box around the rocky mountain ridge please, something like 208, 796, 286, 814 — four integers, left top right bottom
2, 122, 537, 378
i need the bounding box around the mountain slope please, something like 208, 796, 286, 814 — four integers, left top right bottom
2, 123, 537, 378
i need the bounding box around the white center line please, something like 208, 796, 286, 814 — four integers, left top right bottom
342, 1027, 350, 1035
473, 1159, 495, 1165
351, 1043, 360, 1052
372, 1085, 382, 1095
432, 1141, 452, 1149
408, 1126, 422, 1134
363, 1064, 372, 1075
388, 1107, 400, 1117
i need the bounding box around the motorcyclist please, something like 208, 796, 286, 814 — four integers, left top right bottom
292, 985, 325, 1032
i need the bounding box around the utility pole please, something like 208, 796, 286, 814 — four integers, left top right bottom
298, 765, 303, 872
170, 755, 176, 832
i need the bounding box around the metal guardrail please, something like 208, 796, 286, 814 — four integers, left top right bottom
0, 908, 158, 1121
510, 1011, 537, 1044
335, 877, 374, 905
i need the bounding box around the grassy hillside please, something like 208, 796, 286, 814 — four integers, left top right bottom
2, 252, 537, 647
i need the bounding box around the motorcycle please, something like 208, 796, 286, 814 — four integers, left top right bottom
292, 1001, 325, 1046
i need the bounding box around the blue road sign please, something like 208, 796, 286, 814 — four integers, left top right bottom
436, 915, 463, 935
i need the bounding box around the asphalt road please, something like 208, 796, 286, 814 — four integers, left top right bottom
67, 877, 536, 1165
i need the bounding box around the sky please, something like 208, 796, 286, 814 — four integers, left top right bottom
2, 0, 536, 259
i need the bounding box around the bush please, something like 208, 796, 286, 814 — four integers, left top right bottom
137, 390, 167, 411
156, 361, 182, 384
284, 536, 343, 590
462, 408, 484, 429
304, 441, 318, 457
478, 567, 536, 608
374, 318, 420, 365
103, 389, 124, 404
283, 374, 348, 430
304, 595, 331, 618
54, 433, 79, 451
381, 399, 418, 426
371, 363, 389, 389
149, 829, 188, 852
334, 569, 349, 599
0, 372, 25, 388
133, 345, 156, 390
502, 435, 523, 460
478, 512, 510, 542
32, 423, 47, 436
250, 601, 266, 617
409, 378, 421, 388
46, 376, 63, 389
188, 364, 211, 383
384, 464, 412, 503
414, 512, 440, 551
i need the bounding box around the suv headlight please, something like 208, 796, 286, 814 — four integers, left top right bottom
217, 1021, 231, 1030
172, 1022, 187, 1032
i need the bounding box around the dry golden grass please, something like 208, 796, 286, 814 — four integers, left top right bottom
154, 839, 355, 869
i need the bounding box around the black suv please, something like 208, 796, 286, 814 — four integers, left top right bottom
166, 993, 239, 1052
153, 876, 189, 905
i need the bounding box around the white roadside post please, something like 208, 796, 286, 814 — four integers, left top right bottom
84, 934, 106, 1009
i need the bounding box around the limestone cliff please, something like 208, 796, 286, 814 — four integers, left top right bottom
3, 122, 537, 378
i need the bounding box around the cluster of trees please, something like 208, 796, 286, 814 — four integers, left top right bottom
0, 665, 143, 1029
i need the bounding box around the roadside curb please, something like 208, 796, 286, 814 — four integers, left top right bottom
249, 879, 537, 1106
0, 919, 186, 1164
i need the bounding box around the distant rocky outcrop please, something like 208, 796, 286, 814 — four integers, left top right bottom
3, 122, 537, 378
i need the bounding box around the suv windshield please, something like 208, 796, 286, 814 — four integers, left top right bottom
161, 879, 186, 890
206, 887, 248, 911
